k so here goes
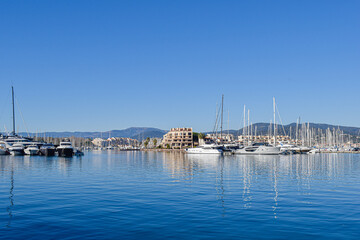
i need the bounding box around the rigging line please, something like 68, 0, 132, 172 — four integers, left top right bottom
215, 104, 221, 134
275, 102, 287, 136
212, 103, 219, 134
213, 104, 221, 135
14, 96, 30, 137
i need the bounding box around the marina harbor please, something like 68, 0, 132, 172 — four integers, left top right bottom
1, 1, 359, 239
2, 90, 360, 158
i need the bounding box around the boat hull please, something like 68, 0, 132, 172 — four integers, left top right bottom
57, 148, 74, 157
10, 149, 25, 156
185, 149, 223, 154
24, 149, 39, 155
0, 149, 9, 155
40, 148, 56, 156
235, 146, 281, 155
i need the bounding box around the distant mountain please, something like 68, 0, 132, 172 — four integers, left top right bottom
15, 127, 167, 140
7, 123, 360, 141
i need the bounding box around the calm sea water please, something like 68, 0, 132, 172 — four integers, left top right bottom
0, 152, 359, 239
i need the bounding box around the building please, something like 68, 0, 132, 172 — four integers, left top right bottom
92, 138, 106, 147
161, 128, 193, 149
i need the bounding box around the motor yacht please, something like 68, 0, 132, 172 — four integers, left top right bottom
309, 148, 320, 154
291, 146, 312, 154
24, 144, 39, 155
57, 139, 74, 157
185, 143, 223, 154
8, 143, 25, 156
40, 143, 56, 156
221, 143, 241, 153
234, 142, 281, 155
0, 142, 10, 155
74, 148, 84, 156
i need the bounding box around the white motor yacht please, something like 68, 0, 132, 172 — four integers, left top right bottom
8, 143, 25, 156
291, 146, 312, 154
0, 142, 9, 155
309, 148, 320, 154
185, 144, 223, 154
234, 143, 281, 155
24, 144, 39, 155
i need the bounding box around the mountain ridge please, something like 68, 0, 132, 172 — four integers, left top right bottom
5, 122, 360, 140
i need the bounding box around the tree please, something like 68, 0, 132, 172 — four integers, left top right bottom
198, 133, 205, 139
153, 139, 157, 147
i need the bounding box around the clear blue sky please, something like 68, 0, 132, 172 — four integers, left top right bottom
0, 0, 359, 132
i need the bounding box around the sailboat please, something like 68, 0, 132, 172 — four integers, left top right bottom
0, 87, 43, 155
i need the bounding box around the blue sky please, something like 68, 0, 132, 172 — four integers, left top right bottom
0, 0, 359, 132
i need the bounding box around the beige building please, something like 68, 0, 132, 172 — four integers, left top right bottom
161, 128, 193, 149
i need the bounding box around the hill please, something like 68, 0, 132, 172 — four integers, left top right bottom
16, 127, 167, 140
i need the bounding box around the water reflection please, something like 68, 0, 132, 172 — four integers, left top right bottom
1, 152, 359, 231
161, 153, 359, 218
6, 162, 14, 228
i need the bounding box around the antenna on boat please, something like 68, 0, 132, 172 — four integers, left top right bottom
12, 86, 15, 136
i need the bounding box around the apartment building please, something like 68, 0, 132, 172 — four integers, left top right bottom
161, 128, 193, 149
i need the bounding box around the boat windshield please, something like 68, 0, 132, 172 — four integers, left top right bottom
61, 143, 72, 146
252, 143, 269, 146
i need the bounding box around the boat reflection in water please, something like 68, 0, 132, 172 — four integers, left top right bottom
160, 152, 352, 219
1, 152, 359, 239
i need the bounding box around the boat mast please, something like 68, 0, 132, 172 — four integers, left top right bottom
12, 86, 15, 136
247, 109, 250, 145
220, 94, 224, 143
273, 97, 276, 146
243, 105, 246, 137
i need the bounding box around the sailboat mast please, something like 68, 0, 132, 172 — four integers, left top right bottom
247, 109, 250, 145
243, 105, 246, 136
220, 94, 224, 142
12, 86, 15, 135
273, 97, 276, 145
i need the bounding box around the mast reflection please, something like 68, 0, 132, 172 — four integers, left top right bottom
6, 162, 14, 228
